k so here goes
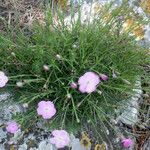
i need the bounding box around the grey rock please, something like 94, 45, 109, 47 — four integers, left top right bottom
0, 128, 7, 142
18, 143, 28, 150
117, 79, 142, 126
143, 138, 150, 150
0, 92, 10, 102
144, 25, 150, 42
0, 144, 5, 150
29, 148, 38, 150
38, 140, 56, 150
9, 130, 24, 145
0, 91, 23, 125
36, 120, 47, 131
70, 134, 90, 150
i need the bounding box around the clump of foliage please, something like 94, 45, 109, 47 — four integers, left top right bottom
0, 1, 148, 132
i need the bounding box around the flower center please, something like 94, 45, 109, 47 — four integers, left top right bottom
86, 81, 91, 86
44, 107, 50, 112
57, 137, 64, 142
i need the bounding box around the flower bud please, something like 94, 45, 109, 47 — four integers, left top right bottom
22, 103, 28, 108
43, 65, 49, 71
56, 54, 61, 60
70, 82, 77, 89
11, 52, 16, 57
16, 81, 24, 87
99, 74, 108, 81
121, 138, 133, 148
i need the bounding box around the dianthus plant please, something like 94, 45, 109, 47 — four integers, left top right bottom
0, 1, 148, 132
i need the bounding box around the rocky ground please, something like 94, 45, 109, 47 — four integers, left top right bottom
0, 82, 149, 149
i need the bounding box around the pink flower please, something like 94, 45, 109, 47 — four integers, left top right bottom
122, 138, 133, 148
6, 121, 19, 134
70, 82, 77, 89
78, 72, 100, 93
99, 74, 108, 81
0, 71, 8, 88
37, 101, 56, 119
50, 130, 70, 148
